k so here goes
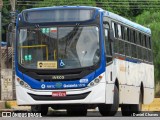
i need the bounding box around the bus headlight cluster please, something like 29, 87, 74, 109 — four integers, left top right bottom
17, 78, 31, 90
87, 76, 103, 87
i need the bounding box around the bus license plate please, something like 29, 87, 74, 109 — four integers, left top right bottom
52, 91, 66, 97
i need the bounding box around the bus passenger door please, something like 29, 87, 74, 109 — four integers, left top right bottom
103, 22, 117, 104
103, 23, 114, 83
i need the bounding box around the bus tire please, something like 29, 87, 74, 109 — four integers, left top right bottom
67, 106, 87, 116
121, 90, 142, 116
98, 85, 119, 116
31, 105, 48, 116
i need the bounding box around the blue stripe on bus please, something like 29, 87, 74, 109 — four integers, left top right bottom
125, 58, 141, 63
115, 56, 141, 64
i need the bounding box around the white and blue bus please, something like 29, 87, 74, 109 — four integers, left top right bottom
15, 6, 154, 116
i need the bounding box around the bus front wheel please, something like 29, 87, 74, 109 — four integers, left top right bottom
31, 105, 48, 116
98, 85, 119, 116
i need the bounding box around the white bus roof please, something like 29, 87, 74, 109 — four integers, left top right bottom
104, 11, 151, 35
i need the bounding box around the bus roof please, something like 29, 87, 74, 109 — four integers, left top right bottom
22, 6, 151, 34
104, 11, 151, 35
22, 6, 103, 12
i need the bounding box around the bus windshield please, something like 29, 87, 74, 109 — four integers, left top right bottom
18, 26, 100, 69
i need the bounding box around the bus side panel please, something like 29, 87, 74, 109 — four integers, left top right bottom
105, 59, 139, 104
119, 85, 140, 104
105, 63, 115, 104
143, 88, 154, 104
105, 59, 154, 105
118, 59, 154, 104
118, 59, 140, 104
143, 64, 154, 104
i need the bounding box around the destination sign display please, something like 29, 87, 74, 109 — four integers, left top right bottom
23, 9, 95, 23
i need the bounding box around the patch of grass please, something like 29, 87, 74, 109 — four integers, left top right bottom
5, 102, 11, 109
155, 82, 160, 98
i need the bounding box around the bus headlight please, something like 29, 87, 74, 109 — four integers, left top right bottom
19, 81, 24, 86
87, 75, 102, 87
17, 77, 31, 90
94, 78, 100, 83
90, 82, 95, 86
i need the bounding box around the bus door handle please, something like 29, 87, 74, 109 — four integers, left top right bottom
110, 72, 112, 81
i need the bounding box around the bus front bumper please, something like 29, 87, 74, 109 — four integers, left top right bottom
16, 81, 107, 105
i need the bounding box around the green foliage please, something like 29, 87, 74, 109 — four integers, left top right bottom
135, 11, 160, 82
5, 102, 11, 109
36, 0, 96, 7
1, 0, 11, 36
96, 0, 130, 17
96, 0, 160, 18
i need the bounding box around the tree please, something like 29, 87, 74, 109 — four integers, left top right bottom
95, 0, 160, 18
35, 0, 96, 7
16, 0, 43, 12
1, 0, 11, 41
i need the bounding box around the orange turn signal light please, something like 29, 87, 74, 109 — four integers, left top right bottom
99, 75, 103, 79
17, 78, 20, 82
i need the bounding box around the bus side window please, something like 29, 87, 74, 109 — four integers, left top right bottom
121, 26, 125, 40
104, 25, 112, 63
113, 23, 119, 53
149, 37, 151, 49
112, 22, 115, 37
148, 36, 152, 62
117, 24, 122, 39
